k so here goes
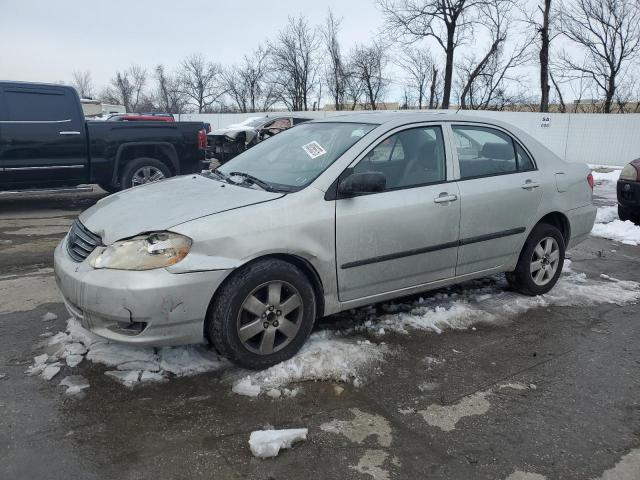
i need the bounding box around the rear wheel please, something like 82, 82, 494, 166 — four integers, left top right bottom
206, 259, 316, 369
120, 157, 171, 190
506, 223, 565, 296
618, 205, 640, 224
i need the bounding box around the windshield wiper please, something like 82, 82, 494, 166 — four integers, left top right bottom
228, 172, 276, 192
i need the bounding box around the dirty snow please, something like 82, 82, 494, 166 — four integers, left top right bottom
32, 318, 227, 389
359, 267, 640, 336
418, 391, 492, 432
320, 408, 392, 447
59, 375, 90, 396
41, 312, 58, 322
230, 331, 387, 396
248, 428, 308, 458
591, 167, 640, 245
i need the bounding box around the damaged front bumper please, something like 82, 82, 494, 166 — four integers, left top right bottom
53, 238, 231, 347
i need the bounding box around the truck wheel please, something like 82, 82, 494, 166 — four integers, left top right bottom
506, 223, 565, 296
618, 205, 630, 221
206, 259, 316, 370
120, 157, 171, 190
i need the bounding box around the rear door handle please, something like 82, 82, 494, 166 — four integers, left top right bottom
59, 131, 81, 135
434, 193, 458, 204
521, 181, 540, 190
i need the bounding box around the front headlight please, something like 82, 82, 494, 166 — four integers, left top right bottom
89, 232, 192, 271
620, 163, 639, 181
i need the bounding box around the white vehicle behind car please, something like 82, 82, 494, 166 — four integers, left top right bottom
54, 112, 596, 369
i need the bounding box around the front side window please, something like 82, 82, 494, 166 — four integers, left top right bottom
353, 126, 446, 190
452, 125, 534, 179
217, 122, 376, 191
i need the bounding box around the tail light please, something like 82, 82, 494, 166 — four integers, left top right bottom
620, 163, 640, 181
587, 172, 594, 190
197, 129, 207, 150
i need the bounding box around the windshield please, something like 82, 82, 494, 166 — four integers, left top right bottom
217, 122, 376, 190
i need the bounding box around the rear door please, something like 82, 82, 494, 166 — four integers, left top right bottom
450, 123, 543, 276
335, 124, 460, 302
0, 84, 88, 186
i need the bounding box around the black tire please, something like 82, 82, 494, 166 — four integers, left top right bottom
618, 205, 630, 221
206, 259, 317, 370
618, 205, 640, 224
119, 157, 172, 190
98, 182, 118, 194
506, 223, 565, 296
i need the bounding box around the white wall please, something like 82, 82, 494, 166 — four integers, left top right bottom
176, 110, 640, 167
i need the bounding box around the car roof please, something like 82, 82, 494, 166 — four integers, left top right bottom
311, 110, 501, 125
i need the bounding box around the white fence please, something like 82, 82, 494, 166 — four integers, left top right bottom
176, 110, 640, 167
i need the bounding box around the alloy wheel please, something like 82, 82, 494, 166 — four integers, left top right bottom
131, 166, 166, 186
236, 281, 303, 355
530, 236, 560, 286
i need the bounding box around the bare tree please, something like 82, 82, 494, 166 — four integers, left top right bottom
321, 10, 347, 110
457, 0, 531, 110
269, 16, 320, 111
559, 0, 640, 113
396, 47, 436, 109
101, 65, 148, 112
71, 70, 94, 99
549, 72, 566, 112
154, 65, 187, 113
180, 54, 225, 113
344, 73, 365, 110
224, 48, 276, 112
348, 43, 389, 110
428, 65, 440, 108
378, 0, 488, 109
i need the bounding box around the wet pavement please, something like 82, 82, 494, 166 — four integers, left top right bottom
1, 187, 639, 480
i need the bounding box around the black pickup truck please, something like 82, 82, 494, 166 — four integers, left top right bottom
0, 81, 208, 193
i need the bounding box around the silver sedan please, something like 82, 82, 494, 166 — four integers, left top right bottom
54, 113, 596, 369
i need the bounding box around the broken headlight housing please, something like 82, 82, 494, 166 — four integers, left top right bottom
89, 232, 192, 271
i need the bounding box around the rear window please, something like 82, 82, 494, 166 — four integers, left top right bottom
4, 89, 74, 122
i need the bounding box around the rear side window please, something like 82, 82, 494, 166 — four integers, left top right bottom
452, 125, 534, 179
4, 89, 74, 122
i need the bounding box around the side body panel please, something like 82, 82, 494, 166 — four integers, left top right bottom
0, 83, 89, 187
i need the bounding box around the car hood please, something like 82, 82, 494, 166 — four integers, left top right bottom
80, 175, 283, 244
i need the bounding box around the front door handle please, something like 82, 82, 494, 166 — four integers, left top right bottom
434, 193, 458, 204
521, 180, 540, 190
59, 131, 81, 135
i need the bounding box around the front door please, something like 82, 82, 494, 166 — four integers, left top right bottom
451, 124, 544, 275
336, 125, 460, 302
0, 85, 88, 187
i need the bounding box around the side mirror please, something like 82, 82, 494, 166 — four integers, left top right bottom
339, 171, 386, 196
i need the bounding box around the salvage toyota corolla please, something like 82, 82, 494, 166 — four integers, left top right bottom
54, 113, 596, 369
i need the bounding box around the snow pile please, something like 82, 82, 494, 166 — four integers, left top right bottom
231, 331, 387, 396
359, 267, 640, 336
26, 353, 61, 381
248, 428, 308, 458
590, 167, 640, 245
592, 220, 640, 246
33, 318, 227, 389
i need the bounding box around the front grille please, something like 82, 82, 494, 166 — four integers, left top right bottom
66, 219, 102, 262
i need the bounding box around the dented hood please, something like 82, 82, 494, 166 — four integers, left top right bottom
80, 175, 283, 244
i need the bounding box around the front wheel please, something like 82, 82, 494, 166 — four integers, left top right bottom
206, 259, 316, 369
506, 223, 565, 296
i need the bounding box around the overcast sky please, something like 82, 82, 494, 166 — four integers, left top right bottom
0, 0, 383, 87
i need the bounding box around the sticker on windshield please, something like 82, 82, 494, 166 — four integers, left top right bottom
302, 141, 327, 159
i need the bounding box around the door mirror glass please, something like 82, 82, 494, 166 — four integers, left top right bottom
339, 172, 386, 196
